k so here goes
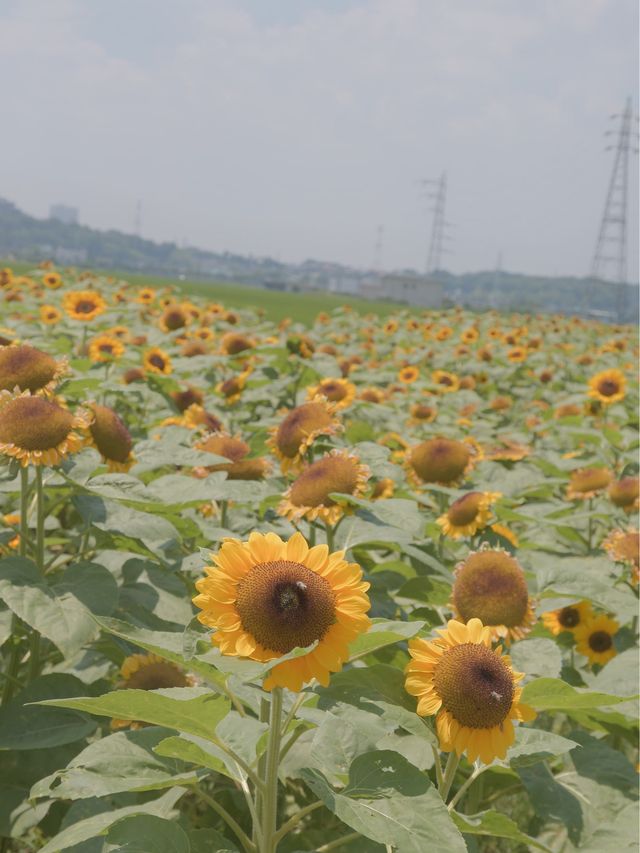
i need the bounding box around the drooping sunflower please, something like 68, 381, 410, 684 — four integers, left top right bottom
216, 371, 250, 404
181, 340, 209, 357
359, 387, 386, 404
567, 467, 613, 500
0, 391, 92, 467
171, 386, 205, 413
279, 450, 370, 525
602, 528, 639, 569
143, 347, 172, 375
437, 491, 501, 539
542, 600, 593, 635
195, 432, 270, 481
409, 437, 473, 486
409, 402, 438, 425
111, 653, 193, 729
450, 549, 535, 644
87, 335, 125, 363
608, 477, 639, 512
398, 366, 420, 384
371, 478, 395, 500
62, 290, 106, 322
307, 377, 356, 409
0, 343, 67, 394
267, 397, 342, 474
193, 531, 371, 691
221, 332, 254, 356
160, 404, 223, 434
405, 618, 536, 764
432, 370, 460, 393
40, 305, 62, 325
588, 369, 626, 405
574, 614, 619, 667
88, 404, 134, 472
123, 367, 146, 384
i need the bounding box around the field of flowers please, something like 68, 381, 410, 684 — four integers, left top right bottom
0, 265, 637, 853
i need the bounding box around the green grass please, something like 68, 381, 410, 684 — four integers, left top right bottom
2, 260, 417, 325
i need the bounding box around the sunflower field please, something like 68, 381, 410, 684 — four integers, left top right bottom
0, 265, 638, 853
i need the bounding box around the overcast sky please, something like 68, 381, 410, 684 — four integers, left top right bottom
1, 0, 638, 279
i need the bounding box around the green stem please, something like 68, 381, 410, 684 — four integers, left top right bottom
196, 788, 255, 853
316, 831, 361, 851
28, 467, 45, 682
307, 522, 316, 547
278, 725, 305, 764
438, 751, 460, 801
447, 764, 487, 812
261, 687, 283, 852
430, 744, 444, 790
220, 500, 228, 529
324, 522, 334, 552
272, 801, 323, 845
587, 498, 593, 553
2, 469, 30, 705
254, 698, 270, 845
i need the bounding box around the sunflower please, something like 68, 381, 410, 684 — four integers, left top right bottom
450, 549, 535, 644
159, 304, 189, 332
588, 369, 626, 405
111, 653, 193, 729
195, 432, 270, 480
371, 478, 395, 500
161, 404, 223, 434
0, 391, 92, 467
193, 531, 371, 691
40, 305, 62, 324
405, 618, 536, 764
267, 398, 342, 474
88, 404, 134, 472
398, 366, 420, 384
542, 600, 593, 635
432, 370, 460, 393
279, 450, 370, 525
437, 492, 501, 539
181, 341, 209, 357
192, 327, 215, 342
43, 272, 62, 289
143, 347, 172, 375
384, 319, 399, 335
123, 367, 146, 384
608, 477, 639, 512
567, 467, 613, 500
216, 372, 250, 404
87, 335, 125, 363
554, 403, 582, 419
435, 326, 453, 341
359, 387, 385, 404
574, 614, 619, 667
171, 386, 205, 413
221, 332, 254, 355
461, 327, 479, 344
0, 344, 67, 394
409, 437, 473, 486
307, 377, 356, 409
136, 287, 157, 304
602, 528, 639, 569
409, 402, 438, 425
62, 290, 107, 322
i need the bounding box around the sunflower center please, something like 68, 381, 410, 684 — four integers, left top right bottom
0, 345, 58, 392
75, 300, 97, 314
410, 438, 470, 484
588, 631, 613, 653
453, 551, 529, 627
434, 642, 514, 728
558, 606, 580, 629
125, 662, 189, 690
439, 375, 453, 386
289, 455, 359, 508
235, 559, 336, 654
90, 405, 132, 463
0, 397, 74, 450
599, 380, 619, 397
320, 381, 345, 401
276, 402, 332, 458
448, 492, 483, 526
149, 354, 166, 369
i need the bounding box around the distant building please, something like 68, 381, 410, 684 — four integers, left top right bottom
362, 273, 443, 308
49, 204, 78, 225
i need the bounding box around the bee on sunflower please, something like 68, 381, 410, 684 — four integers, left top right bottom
193, 531, 371, 691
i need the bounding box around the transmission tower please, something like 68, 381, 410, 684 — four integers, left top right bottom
590, 97, 639, 319
419, 172, 452, 274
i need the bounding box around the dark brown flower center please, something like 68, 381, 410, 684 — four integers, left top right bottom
410, 438, 470, 484
453, 551, 529, 628
75, 300, 97, 314
235, 559, 336, 654
125, 662, 188, 690
149, 354, 166, 370
0, 397, 74, 450
0, 345, 58, 392
276, 402, 333, 458
319, 381, 346, 401
558, 607, 580, 629
90, 405, 132, 463
448, 492, 484, 526
588, 631, 613, 653
289, 455, 360, 508
599, 380, 619, 397
163, 308, 187, 330
434, 642, 514, 728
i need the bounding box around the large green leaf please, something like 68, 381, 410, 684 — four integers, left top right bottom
522, 677, 635, 711
39, 687, 231, 742
103, 814, 190, 853
451, 810, 552, 852
510, 638, 562, 681
302, 750, 466, 853
347, 618, 425, 661
506, 728, 579, 767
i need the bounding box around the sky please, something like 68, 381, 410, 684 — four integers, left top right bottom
0, 0, 638, 279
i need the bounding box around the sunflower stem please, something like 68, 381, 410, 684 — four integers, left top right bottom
316, 831, 361, 851
220, 500, 229, 529
438, 751, 460, 801
195, 787, 256, 853
324, 522, 334, 552
261, 687, 283, 852
272, 800, 323, 845
447, 763, 487, 811
28, 466, 45, 682
254, 698, 270, 844
431, 744, 444, 790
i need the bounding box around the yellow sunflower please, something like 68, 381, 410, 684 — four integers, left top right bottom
542, 600, 593, 635
409, 402, 438, 425
171, 386, 205, 412
398, 366, 420, 384
0, 343, 67, 395
371, 478, 395, 500
159, 304, 189, 332
435, 326, 453, 341
432, 370, 460, 393
195, 432, 270, 481
567, 467, 613, 500
588, 369, 626, 405
507, 347, 527, 363
87, 335, 125, 363
136, 287, 157, 304
278, 450, 370, 525
437, 491, 501, 539
307, 377, 356, 409
267, 397, 342, 474
160, 404, 223, 434
405, 618, 536, 764
602, 528, 639, 569
409, 437, 473, 486
193, 531, 371, 691
88, 404, 134, 472
43, 272, 63, 289
608, 477, 639, 512
359, 387, 386, 404
221, 332, 254, 356
111, 653, 193, 729
450, 549, 535, 644
62, 290, 106, 322
40, 305, 62, 325
143, 347, 172, 375
216, 371, 250, 404
0, 391, 92, 467
574, 614, 619, 667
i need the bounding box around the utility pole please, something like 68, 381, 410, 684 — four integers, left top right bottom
590, 97, 639, 321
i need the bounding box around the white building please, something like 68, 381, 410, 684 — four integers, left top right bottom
363, 273, 443, 307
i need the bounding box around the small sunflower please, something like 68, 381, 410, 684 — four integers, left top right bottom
193, 531, 371, 691
278, 450, 370, 525
107, 325, 130, 341
574, 615, 619, 667
220, 332, 254, 356
409, 402, 438, 425
307, 377, 356, 409
171, 386, 205, 413
87, 335, 125, 363
62, 290, 106, 322
40, 305, 62, 324
450, 549, 535, 643
111, 653, 192, 729
608, 477, 639, 512
542, 600, 593, 635
359, 387, 385, 404
43, 272, 63, 289
409, 437, 473, 486
588, 369, 626, 405
507, 347, 527, 363
603, 528, 639, 569
161, 404, 223, 434
159, 304, 189, 332
123, 367, 146, 384
435, 326, 453, 341
371, 478, 395, 500
405, 618, 536, 764
0, 391, 92, 467
181, 341, 208, 357
567, 467, 613, 500
0, 343, 67, 394
195, 432, 270, 480
143, 347, 172, 375
216, 371, 249, 404
461, 327, 479, 344
88, 404, 134, 472
437, 491, 501, 539
398, 366, 420, 384
136, 287, 157, 304
432, 370, 460, 393
267, 397, 342, 474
